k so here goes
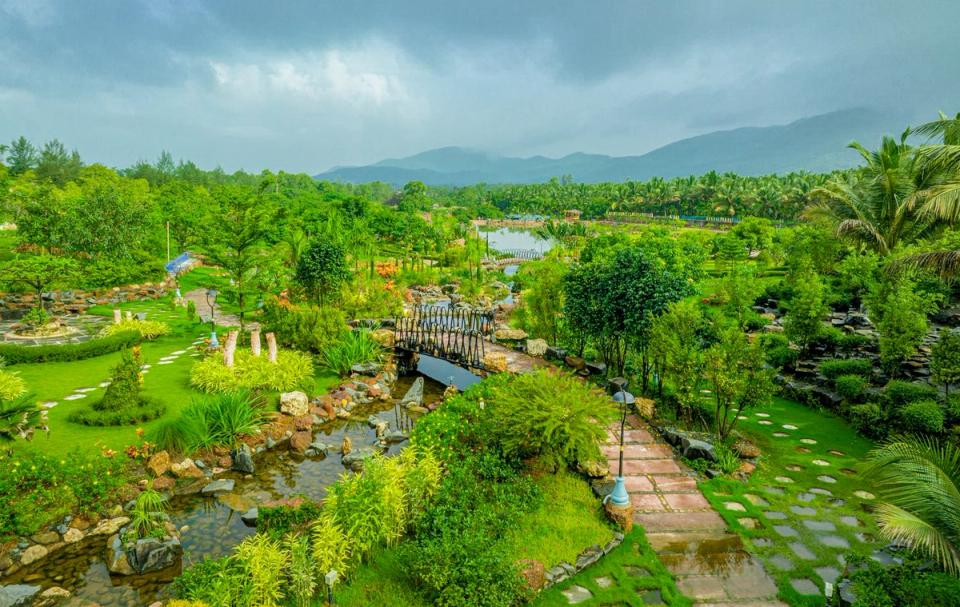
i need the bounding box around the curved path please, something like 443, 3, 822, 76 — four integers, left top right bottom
604, 414, 787, 606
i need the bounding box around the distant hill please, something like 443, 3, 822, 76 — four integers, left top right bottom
315, 108, 906, 185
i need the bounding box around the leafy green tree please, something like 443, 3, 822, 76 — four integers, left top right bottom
932, 330, 960, 399
6, 136, 37, 176
705, 324, 775, 442
517, 259, 566, 345
783, 263, 828, 355
1, 255, 77, 315
864, 437, 960, 575
872, 278, 937, 375
650, 300, 705, 421
296, 238, 349, 307
398, 180, 429, 212
719, 264, 762, 330
156, 181, 211, 252
35, 139, 82, 186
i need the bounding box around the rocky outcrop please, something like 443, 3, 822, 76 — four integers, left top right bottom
0, 584, 40, 607
0, 278, 175, 320
280, 391, 309, 417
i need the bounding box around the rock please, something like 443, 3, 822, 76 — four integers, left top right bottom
35, 586, 71, 606
152, 477, 175, 492
585, 361, 607, 375
370, 328, 395, 348
681, 437, 717, 462
0, 584, 40, 607
661, 427, 686, 447
575, 544, 603, 570
525, 338, 548, 357
400, 377, 424, 407
19, 544, 48, 566
564, 355, 586, 370
240, 508, 259, 527
146, 451, 170, 478
201, 479, 235, 494
519, 559, 546, 590
293, 414, 314, 431
170, 458, 204, 479
384, 430, 409, 444
733, 439, 761, 459
308, 440, 332, 455
230, 443, 255, 474
494, 327, 527, 341
62, 529, 84, 544
350, 362, 382, 376
217, 493, 253, 512
483, 351, 509, 372
577, 460, 608, 478
279, 391, 310, 417
342, 447, 378, 472
289, 430, 312, 453
108, 535, 182, 576
31, 531, 59, 545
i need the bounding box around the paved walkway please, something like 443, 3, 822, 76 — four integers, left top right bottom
183, 288, 256, 329
604, 415, 787, 606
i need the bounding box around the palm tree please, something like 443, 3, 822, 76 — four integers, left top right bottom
0, 394, 43, 442
864, 436, 960, 575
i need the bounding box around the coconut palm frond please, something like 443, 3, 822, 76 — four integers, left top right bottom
836, 218, 889, 254
890, 250, 960, 280
915, 144, 960, 175
0, 394, 43, 442
913, 182, 960, 223
913, 113, 960, 144
874, 503, 960, 576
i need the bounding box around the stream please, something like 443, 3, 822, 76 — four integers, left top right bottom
2, 374, 448, 607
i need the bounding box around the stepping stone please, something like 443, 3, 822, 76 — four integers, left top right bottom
63, 394, 87, 400
739, 518, 760, 530
41, 401, 57, 409
772, 432, 788, 437
623, 566, 651, 578
158, 361, 174, 365
764, 511, 787, 520
828, 450, 845, 457
753, 538, 773, 548
803, 520, 836, 532
774, 525, 798, 537
812, 459, 830, 466
782, 424, 798, 430
840, 516, 861, 527
639, 589, 664, 605
829, 498, 846, 508
786, 464, 803, 472
810, 488, 832, 496
98, 381, 111, 388
561, 585, 593, 604
191, 353, 201, 357
763, 486, 785, 495
141, 369, 150, 374
75, 387, 96, 393
790, 579, 820, 595
796, 492, 815, 502
724, 501, 746, 512
817, 475, 837, 484
840, 468, 857, 475
815, 566, 841, 584
856, 533, 875, 543
758, 420, 773, 425
790, 506, 817, 516
756, 412, 770, 417
774, 476, 794, 483
595, 576, 614, 589
796, 447, 812, 454
770, 555, 795, 571
159, 356, 177, 361
141, 364, 152, 369
172, 350, 187, 355
817, 535, 850, 549
853, 490, 875, 500
737, 415, 748, 420
744, 494, 769, 506
789, 542, 816, 560
800, 438, 817, 445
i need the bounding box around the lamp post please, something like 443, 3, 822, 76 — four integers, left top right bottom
325, 569, 339, 605
607, 378, 634, 508
206, 289, 219, 348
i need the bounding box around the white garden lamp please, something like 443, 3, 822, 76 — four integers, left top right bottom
607, 384, 635, 508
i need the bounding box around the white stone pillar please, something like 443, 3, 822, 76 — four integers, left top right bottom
125, 310, 133, 321
266, 332, 278, 363
250, 329, 262, 357
224, 330, 239, 368
113, 309, 122, 325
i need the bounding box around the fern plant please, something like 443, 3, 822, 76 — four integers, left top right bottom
235, 534, 288, 607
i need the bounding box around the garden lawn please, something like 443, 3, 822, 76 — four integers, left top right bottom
336, 547, 431, 607
532, 527, 692, 607
698, 396, 880, 607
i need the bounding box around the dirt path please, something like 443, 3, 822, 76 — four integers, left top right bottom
182, 288, 258, 330
604, 415, 787, 606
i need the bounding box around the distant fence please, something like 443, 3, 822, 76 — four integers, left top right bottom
486, 249, 544, 261
606, 212, 740, 225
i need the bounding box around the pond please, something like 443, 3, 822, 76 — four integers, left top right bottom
1, 374, 447, 606
477, 227, 553, 254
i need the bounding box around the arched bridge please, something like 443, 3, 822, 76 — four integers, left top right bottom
394, 306, 495, 370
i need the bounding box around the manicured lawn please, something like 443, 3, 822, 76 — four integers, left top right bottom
532, 527, 692, 606
698, 397, 880, 606
336, 547, 431, 607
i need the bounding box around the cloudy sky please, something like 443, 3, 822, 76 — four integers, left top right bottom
1, 0, 957, 173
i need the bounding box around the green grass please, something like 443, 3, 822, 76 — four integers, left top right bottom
0, 229, 18, 262
335, 547, 431, 607
502, 470, 616, 568
698, 397, 880, 607
532, 527, 692, 606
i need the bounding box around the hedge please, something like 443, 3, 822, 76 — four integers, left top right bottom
0, 330, 141, 364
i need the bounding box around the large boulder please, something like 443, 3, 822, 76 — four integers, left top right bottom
681, 437, 717, 462
0, 585, 40, 607
526, 339, 548, 357
342, 447, 379, 472
146, 451, 170, 478
289, 430, 312, 453
399, 377, 424, 408
170, 458, 204, 479
231, 443, 255, 474
19, 545, 48, 566
107, 535, 182, 575
350, 362, 382, 376
280, 391, 310, 417
200, 479, 235, 494
494, 327, 527, 341
91, 516, 130, 536
483, 352, 509, 372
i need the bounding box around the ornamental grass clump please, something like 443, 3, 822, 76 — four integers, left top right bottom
100, 319, 171, 340
149, 390, 266, 453
321, 328, 383, 377
190, 349, 313, 393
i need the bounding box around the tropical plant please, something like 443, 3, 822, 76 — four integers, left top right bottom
285, 534, 316, 607
99, 319, 170, 340
704, 324, 775, 441
865, 437, 960, 575
151, 391, 266, 452
233, 534, 288, 607
933, 330, 960, 399
0, 393, 43, 442
0, 366, 27, 402
125, 487, 168, 541
321, 329, 383, 377
312, 515, 352, 582
190, 349, 314, 393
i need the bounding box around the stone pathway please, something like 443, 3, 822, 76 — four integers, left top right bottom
183, 288, 255, 329
604, 415, 787, 606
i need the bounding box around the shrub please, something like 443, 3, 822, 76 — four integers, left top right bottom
173, 557, 250, 606
845, 552, 960, 607
0, 393, 43, 441
186, 300, 197, 321
257, 500, 324, 539
260, 299, 346, 353
848, 403, 888, 439
758, 333, 789, 349
899, 400, 946, 434
767, 346, 798, 370
321, 329, 383, 377
235, 534, 289, 607
285, 534, 316, 607
743, 310, 768, 332
312, 515, 351, 582
68, 400, 165, 426
810, 325, 845, 350
0, 368, 27, 401
835, 374, 868, 402
882, 380, 939, 408
100, 319, 170, 340
838, 332, 872, 353
190, 349, 314, 393
485, 370, 617, 471
820, 358, 873, 379
69, 347, 166, 426
0, 329, 140, 364
0, 450, 129, 539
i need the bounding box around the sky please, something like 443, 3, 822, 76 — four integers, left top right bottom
1, 0, 958, 173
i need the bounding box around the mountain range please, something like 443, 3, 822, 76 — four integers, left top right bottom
314, 108, 908, 185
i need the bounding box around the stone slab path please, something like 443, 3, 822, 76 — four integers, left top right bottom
605, 415, 787, 606
183, 288, 257, 330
